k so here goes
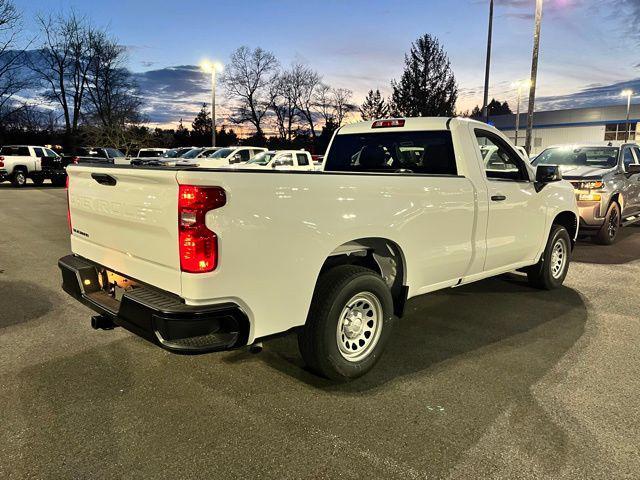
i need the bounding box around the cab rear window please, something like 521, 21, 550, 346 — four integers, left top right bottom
324, 130, 457, 175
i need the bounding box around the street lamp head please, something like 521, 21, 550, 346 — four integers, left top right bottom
200, 60, 223, 74
621, 89, 633, 98
512, 79, 532, 90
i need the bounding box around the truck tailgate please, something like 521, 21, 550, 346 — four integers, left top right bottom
67, 166, 181, 294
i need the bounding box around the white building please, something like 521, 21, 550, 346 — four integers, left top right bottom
491, 104, 639, 155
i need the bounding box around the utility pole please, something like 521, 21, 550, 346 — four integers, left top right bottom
482, 0, 494, 123
525, 0, 544, 155
211, 68, 216, 147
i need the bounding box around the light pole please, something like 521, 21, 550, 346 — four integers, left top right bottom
200, 60, 223, 147
621, 89, 633, 142
482, 0, 494, 123
512, 79, 531, 146
525, 0, 544, 155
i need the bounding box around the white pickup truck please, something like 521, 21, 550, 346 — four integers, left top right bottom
0, 145, 67, 187
59, 117, 579, 380
239, 150, 315, 170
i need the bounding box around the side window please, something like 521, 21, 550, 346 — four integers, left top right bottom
275, 154, 294, 166
18, 146, 31, 156
475, 130, 529, 181
239, 149, 251, 162
633, 147, 640, 165
45, 148, 58, 157
33, 147, 45, 157
296, 153, 309, 166
623, 147, 636, 169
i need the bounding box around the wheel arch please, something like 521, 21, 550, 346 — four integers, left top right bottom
553, 210, 579, 245
319, 238, 408, 317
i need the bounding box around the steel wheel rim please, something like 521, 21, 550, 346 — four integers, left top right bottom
336, 292, 383, 362
608, 207, 619, 238
16, 172, 25, 184
550, 238, 567, 279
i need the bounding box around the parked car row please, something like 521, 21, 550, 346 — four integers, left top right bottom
0, 143, 318, 187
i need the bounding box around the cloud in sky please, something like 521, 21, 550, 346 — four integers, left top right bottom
131, 65, 212, 125
536, 77, 640, 110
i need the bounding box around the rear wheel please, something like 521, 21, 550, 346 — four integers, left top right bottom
10, 169, 27, 187
527, 225, 571, 290
31, 176, 45, 186
298, 265, 394, 381
595, 201, 620, 245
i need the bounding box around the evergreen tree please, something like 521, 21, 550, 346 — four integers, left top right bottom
359, 89, 389, 121
469, 99, 513, 120
174, 118, 190, 146
391, 34, 457, 117
191, 103, 212, 146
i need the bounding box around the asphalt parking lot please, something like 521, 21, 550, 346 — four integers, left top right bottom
0, 182, 639, 480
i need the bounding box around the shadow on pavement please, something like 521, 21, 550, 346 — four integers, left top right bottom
573, 226, 640, 265
6, 274, 591, 479
0, 280, 54, 328
254, 274, 588, 394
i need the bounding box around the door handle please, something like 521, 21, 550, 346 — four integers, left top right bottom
91, 173, 117, 186
491, 195, 507, 202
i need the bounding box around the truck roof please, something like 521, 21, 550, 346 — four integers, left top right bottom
337, 117, 485, 135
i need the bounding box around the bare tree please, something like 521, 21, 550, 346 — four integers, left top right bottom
85, 32, 142, 130
0, 0, 30, 123
290, 63, 321, 139
332, 87, 354, 126
30, 11, 99, 139
270, 69, 299, 141
314, 83, 334, 125
221, 46, 279, 138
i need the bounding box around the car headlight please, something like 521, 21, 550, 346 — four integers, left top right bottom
579, 180, 604, 190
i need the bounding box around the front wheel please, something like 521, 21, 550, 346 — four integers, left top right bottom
298, 265, 395, 381
595, 201, 620, 245
527, 225, 571, 290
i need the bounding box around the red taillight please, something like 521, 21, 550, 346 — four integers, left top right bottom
178, 185, 226, 273
371, 119, 405, 129
71, 156, 79, 164
0, 155, 4, 168
66, 175, 72, 233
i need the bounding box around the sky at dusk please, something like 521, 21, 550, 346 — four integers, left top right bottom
12, 0, 640, 127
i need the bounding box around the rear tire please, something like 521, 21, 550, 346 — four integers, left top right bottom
527, 225, 571, 290
31, 176, 45, 186
10, 169, 27, 188
595, 201, 620, 245
298, 265, 394, 381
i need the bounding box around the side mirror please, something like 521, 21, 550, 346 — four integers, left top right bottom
536, 165, 562, 183
232, 153, 242, 163
627, 164, 640, 175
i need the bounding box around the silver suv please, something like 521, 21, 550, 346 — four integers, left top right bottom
533, 143, 640, 244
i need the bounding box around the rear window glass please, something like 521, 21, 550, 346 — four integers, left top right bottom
324, 130, 457, 175
0, 146, 31, 156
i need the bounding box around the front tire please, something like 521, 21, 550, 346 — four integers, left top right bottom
298, 265, 394, 381
595, 201, 620, 245
527, 225, 571, 290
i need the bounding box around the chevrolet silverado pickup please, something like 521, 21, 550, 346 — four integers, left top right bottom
533, 143, 640, 244
0, 145, 68, 187
59, 117, 579, 380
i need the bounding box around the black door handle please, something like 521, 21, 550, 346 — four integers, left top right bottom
491, 195, 507, 202
91, 173, 117, 186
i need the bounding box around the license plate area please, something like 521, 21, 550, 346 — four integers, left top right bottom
96, 268, 139, 302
